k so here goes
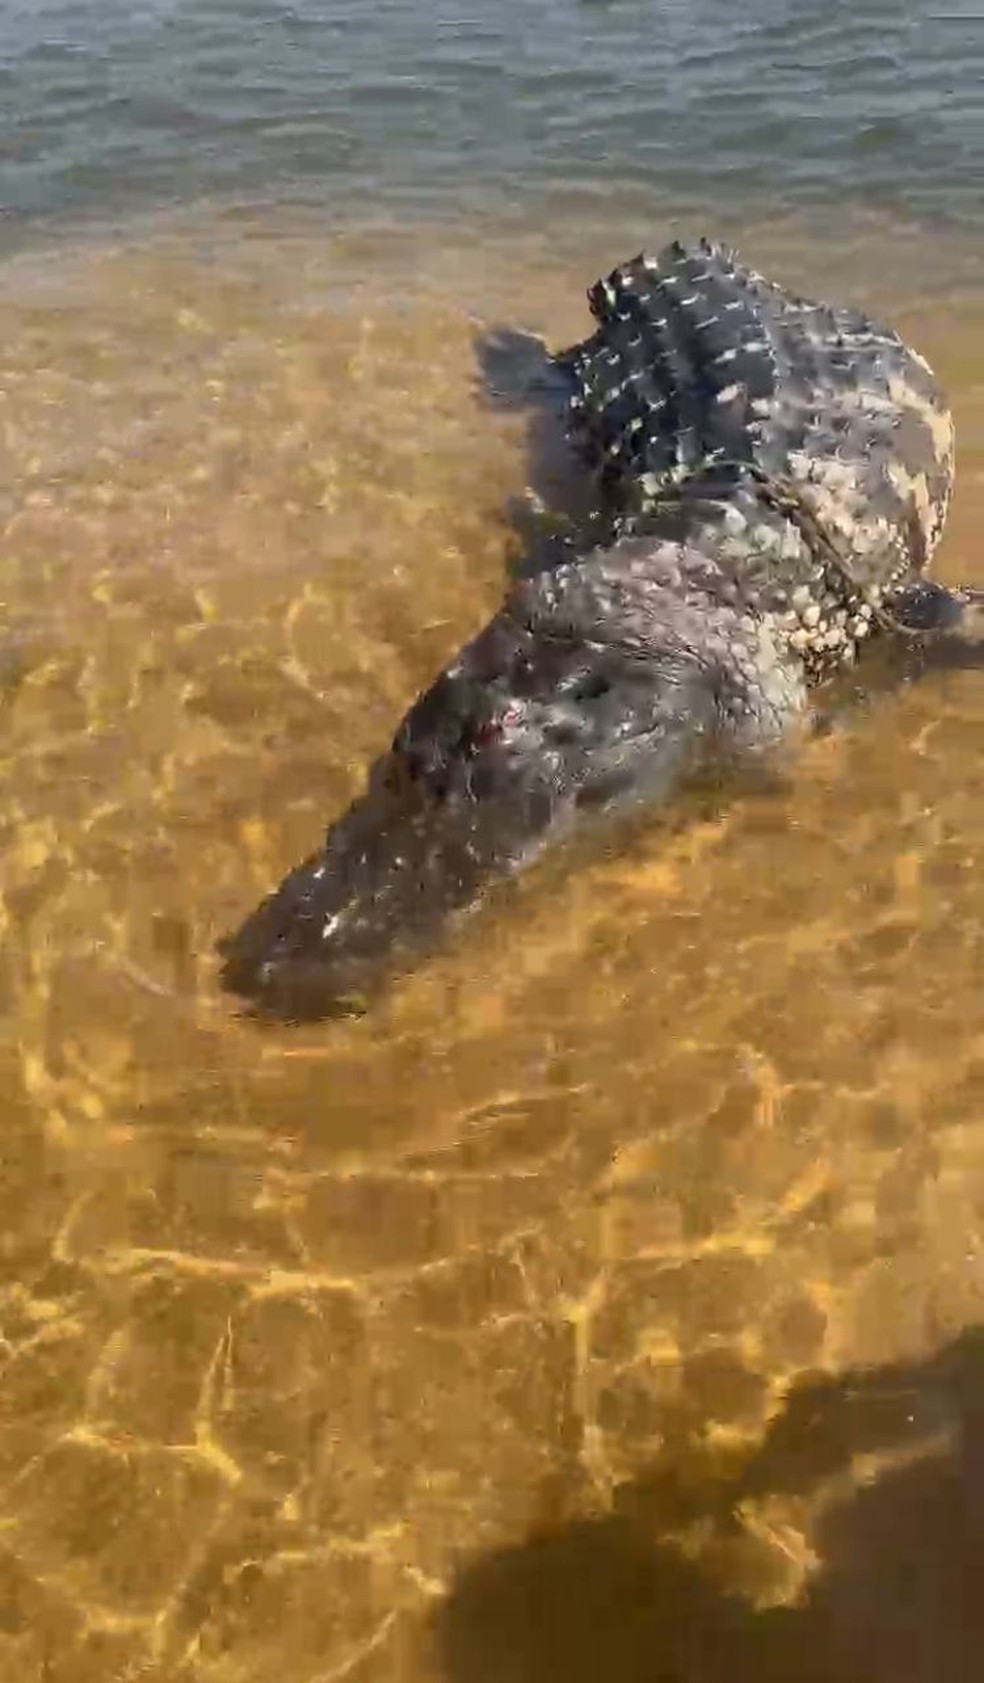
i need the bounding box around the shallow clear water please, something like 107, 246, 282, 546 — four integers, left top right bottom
0, 6, 983, 1683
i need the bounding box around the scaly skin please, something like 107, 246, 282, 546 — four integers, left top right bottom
218, 239, 975, 1020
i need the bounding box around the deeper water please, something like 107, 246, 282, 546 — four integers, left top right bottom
1, 0, 983, 243
1, 5, 983, 1683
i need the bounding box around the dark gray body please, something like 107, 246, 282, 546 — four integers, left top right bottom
218, 239, 976, 1019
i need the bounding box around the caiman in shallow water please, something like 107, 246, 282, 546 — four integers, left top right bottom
218, 238, 982, 1019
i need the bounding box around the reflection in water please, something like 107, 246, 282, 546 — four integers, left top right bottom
0, 212, 982, 1680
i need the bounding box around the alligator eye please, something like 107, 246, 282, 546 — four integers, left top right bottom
570, 671, 612, 702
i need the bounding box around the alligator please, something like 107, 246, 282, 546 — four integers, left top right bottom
218, 237, 982, 1020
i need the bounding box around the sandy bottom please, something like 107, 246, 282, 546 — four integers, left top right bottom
1, 204, 983, 1683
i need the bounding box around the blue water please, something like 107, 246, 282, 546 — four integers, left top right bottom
1, 0, 981, 252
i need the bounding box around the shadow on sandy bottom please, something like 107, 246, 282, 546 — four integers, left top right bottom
471, 322, 609, 580
438, 1328, 984, 1683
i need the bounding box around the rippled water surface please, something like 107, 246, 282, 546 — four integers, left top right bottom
2, 0, 983, 242
1, 5, 983, 1682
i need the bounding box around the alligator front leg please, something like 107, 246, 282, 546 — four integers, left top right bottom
883, 580, 984, 668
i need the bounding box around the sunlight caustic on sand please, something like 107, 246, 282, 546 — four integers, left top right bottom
0, 208, 983, 1681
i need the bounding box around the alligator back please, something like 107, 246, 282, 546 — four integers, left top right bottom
563, 238, 954, 594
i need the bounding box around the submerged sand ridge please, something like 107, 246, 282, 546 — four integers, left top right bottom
0, 210, 983, 1681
